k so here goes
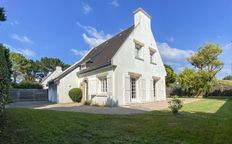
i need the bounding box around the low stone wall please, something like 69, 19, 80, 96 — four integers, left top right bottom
10, 89, 48, 102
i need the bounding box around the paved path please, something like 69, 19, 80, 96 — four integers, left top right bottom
7, 98, 200, 115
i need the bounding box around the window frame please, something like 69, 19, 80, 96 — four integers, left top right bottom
101, 77, 107, 93
130, 77, 136, 99
134, 42, 144, 61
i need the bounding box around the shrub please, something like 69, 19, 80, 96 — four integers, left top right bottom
11, 81, 42, 89
84, 100, 92, 105
0, 44, 11, 118
68, 88, 82, 102
168, 96, 183, 114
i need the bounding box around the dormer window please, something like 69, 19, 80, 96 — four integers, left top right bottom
80, 64, 86, 70
134, 39, 144, 61
149, 48, 156, 64
135, 43, 142, 58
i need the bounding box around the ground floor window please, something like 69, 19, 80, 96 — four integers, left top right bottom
153, 80, 156, 97
130, 78, 136, 99
101, 77, 107, 92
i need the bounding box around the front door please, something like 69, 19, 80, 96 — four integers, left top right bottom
130, 78, 137, 102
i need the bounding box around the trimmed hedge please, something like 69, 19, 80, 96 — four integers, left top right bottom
11, 82, 42, 89
68, 88, 82, 102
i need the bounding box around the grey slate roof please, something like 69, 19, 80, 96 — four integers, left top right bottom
79, 25, 134, 69
51, 25, 134, 83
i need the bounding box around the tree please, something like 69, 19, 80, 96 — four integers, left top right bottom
223, 75, 232, 80
9, 52, 28, 83
164, 64, 177, 86
0, 44, 11, 117
39, 57, 65, 73
178, 68, 196, 95
179, 43, 223, 96
22, 59, 39, 82
0, 7, 6, 22
187, 43, 223, 73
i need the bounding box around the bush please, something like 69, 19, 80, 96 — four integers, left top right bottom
68, 88, 82, 102
11, 81, 42, 89
0, 44, 11, 118
168, 96, 183, 114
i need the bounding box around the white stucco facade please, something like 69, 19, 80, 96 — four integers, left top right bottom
41, 66, 63, 89
48, 8, 166, 106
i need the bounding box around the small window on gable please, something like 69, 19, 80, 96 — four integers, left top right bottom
80, 64, 86, 70
135, 43, 143, 60
149, 48, 156, 64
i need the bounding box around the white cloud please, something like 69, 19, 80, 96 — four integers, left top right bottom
157, 42, 194, 63
3, 43, 35, 57
10, 20, 19, 26
20, 49, 35, 57
167, 37, 175, 42
11, 34, 33, 44
76, 22, 112, 47
222, 42, 232, 50
82, 2, 92, 14
109, 0, 119, 7
70, 49, 88, 57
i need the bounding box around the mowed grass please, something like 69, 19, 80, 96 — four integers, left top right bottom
2, 98, 232, 144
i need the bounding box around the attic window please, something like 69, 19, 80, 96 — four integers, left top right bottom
134, 43, 143, 60
80, 64, 86, 70
149, 47, 156, 64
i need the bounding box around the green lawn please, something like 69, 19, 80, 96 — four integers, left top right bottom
2, 98, 232, 144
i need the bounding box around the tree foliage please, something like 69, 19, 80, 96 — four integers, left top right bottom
8, 51, 70, 83
187, 43, 223, 74
9, 52, 28, 83
164, 64, 177, 86
0, 44, 11, 116
223, 75, 232, 80
0, 7, 6, 22
178, 43, 223, 97
39, 57, 66, 73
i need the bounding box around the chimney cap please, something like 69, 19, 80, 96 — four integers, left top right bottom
133, 8, 152, 19
56, 66, 62, 70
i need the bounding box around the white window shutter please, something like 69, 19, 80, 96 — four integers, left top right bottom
96, 79, 100, 94
107, 76, 112, 95
139, 78, 146, 101
124, 75, 131, 104
150, 79, 154, 100
89, 79, 97, 96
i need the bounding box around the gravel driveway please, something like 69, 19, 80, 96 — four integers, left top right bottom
7, 98, 200, 115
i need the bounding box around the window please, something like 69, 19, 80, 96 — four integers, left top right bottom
101, 77, 107, 92
153, 80, 156, 97
150, 51, 155, 64
80, 64, 86, 70
130, 78, 136, 98
135, 43, 142, 59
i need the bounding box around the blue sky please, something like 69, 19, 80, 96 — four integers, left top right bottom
0, 0, 232, 79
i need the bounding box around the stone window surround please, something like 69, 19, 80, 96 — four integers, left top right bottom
97, 72, 109, 96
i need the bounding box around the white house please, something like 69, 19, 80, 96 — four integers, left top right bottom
48, 8, 167, 106
41, 66, 63, 89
